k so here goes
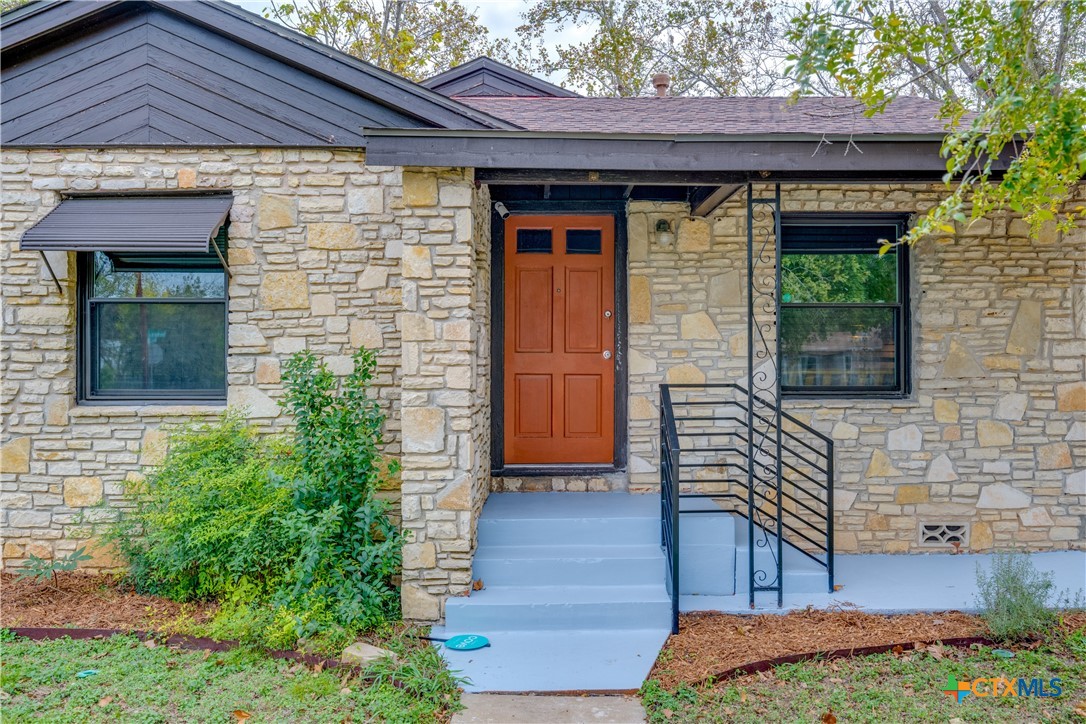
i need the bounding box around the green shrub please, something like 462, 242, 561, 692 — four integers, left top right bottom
111, 348, 401, 647
975, 550, 1059, 641
112, 412, 295, 602
276, 348, 402, 636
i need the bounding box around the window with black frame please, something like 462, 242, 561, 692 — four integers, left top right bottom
79, 230, 228, 403
779, 216, 909, 397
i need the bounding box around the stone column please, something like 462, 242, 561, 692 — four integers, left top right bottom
398, 168, 488, 621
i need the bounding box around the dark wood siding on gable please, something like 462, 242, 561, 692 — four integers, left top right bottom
1, 6, 432, 146
423, 57, 580, 99
430, 70, 565, 98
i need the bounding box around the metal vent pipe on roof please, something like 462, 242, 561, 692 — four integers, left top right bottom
652, 72, 670, 97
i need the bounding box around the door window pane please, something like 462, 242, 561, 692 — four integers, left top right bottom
566, 229, 602, 254
516, 229, 552, 254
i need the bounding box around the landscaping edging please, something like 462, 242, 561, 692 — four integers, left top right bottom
693, 636, 1002, 688
8, 627, 369, 678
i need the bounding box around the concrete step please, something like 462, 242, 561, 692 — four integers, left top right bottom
734, 547, 829, 594
477, 492, 661, 546
444, 584, 672, 631
473, 544, 665, 587
477, 515, 658, 547
733, 515, 831, 594
677, 507, 738, 595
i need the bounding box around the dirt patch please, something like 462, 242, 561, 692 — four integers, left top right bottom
1, 572, 215, 630
651, 608, 986, 689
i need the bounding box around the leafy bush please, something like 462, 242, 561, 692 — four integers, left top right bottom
975, 551, 1060, 641
112, 348, 401, 647
276, 348, 402, 636
112, 413, 295, 602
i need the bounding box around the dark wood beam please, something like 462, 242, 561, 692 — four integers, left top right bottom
367, 134, 996, 179
472, 168, 957, 185
477, 169, 749, 185
689, 184, 744, 216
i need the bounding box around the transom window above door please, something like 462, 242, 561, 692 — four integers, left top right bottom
779, 215, 910, 398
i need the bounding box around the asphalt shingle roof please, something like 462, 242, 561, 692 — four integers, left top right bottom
458, 96, 951, 136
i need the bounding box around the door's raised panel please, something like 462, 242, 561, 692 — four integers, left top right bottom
515, 267, 553, 353
515, 374, 552, 437
565, 267, 603, 353
564, 374, 603, 437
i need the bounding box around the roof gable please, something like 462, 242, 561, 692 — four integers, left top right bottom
424, 57, 580, 98
1, 0, 510, 147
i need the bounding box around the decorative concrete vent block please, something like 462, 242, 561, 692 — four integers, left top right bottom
918, 522, 970, 548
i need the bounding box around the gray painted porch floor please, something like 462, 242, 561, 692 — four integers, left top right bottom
684, 549, 1086, 614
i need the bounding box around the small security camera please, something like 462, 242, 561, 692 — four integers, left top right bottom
494, 202, 510, 220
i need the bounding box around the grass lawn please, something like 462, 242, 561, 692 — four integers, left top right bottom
1, 632, 462, 723
642, 636, 1086, 723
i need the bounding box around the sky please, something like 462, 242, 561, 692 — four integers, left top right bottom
229, 0, 581, 84
232, 0, 535, 39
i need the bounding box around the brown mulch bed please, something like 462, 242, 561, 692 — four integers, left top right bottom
1, 572, 216, 631
652, 609, 1086, 689
651, 608, 987, 689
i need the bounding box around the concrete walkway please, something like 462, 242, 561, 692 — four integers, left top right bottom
682, 550, 1086, 613
453, 694, 646, 723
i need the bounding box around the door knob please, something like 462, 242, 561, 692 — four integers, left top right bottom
604, 310, 612, 318
603, 350, 612, 360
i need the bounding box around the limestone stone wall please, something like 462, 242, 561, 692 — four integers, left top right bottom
1, 147, 408, 569
396, 169, 492, 621
627, 184, 1086, 553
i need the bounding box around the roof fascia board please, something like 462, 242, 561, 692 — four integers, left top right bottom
1, 0, 126, 50
363, 133, 990, 178
474, 169, 952, 185
153, 1, 516, 130
362, 127, 949, 143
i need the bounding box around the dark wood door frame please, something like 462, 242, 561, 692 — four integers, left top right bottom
490, 199, 629, 477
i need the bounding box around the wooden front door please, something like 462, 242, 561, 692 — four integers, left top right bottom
504, 215, 616, 465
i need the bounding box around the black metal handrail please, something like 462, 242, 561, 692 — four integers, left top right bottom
659, 385, 681, 634
658, 382, 834, 627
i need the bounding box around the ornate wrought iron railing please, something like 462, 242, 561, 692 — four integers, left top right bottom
659, 382, 834, 630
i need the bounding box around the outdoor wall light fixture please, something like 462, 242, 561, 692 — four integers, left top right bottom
654, 218, 675, 246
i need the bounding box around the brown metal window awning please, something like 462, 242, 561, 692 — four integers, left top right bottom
20, 195, 233, 291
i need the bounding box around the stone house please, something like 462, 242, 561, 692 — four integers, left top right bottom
1, 1, 1083, 629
